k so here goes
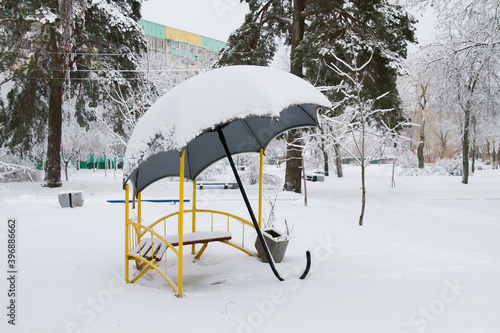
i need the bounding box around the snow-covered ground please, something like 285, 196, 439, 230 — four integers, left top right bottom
1, 165, 499, 333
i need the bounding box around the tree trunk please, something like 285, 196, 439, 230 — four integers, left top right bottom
290, 0, 305, 78
319, 135, 329, 176
461, 78, 477, 184
492, 141, 497, 169
283, 0, 306, 193
495, 146, 500, 169
462, 105, 470, 184
357, 64, 366, 226
334, 142, 343, 178
64, 159, 69, 181
323, 149, 329, 177
45, 25, 66, 188
359, 116, 366, 226
46, 79, 63, 188
360, 161, 366, 226
45, 28, 63, 188
471, 146, 476, 173
471, 116, 477, 174
284, 130, 303, 192
301, 157, 307, 206
417, 83, 428, 169
437, 131, 448, 159
417, 142, 425, 169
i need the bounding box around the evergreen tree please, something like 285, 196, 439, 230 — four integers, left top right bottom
0, 0, 146, 187
299, 1, 416, 130
217, 0, 416, 193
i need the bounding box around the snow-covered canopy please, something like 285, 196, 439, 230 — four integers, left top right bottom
123, 65, 332, 192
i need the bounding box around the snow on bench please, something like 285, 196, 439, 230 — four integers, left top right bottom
129, 231, 232, 261
198, 182, 237, 189
165, 231, 232, 246
107, 199, 190, 204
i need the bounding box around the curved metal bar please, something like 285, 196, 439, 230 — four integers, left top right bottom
141, 209, 255, 238
127, 254, 178, 292
128, 221, 179, 255
192, 209, 255, 229
223, 241, 255, 257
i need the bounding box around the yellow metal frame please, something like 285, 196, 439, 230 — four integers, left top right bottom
124, 148, 266, 296
178, 150, 185, 296
126, 220, 179, 291
191, 180, 196, 255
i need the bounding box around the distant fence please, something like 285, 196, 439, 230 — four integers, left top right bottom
78, 155, 124, 170
35, 155, 124, 170
341, 158, 395, 165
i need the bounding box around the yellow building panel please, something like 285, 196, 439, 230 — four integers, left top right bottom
165, 26, 202, 46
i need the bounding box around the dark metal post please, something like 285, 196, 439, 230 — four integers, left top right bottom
217, 129, 284, 281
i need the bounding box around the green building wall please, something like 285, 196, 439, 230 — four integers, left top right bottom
139, 19, 166, 39
201, 36, 226, 53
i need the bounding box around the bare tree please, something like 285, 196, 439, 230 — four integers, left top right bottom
325, 47, 410, 226
427, 0, 500, 183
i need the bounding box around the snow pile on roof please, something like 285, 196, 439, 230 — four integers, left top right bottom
123, 65, 332, 180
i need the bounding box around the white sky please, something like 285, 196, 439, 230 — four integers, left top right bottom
140, 0, 437, 51
408, 5, 438, 53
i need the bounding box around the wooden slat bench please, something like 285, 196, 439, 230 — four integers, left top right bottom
129, 231, 232, 262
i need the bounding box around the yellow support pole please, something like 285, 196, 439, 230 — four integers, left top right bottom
191, 180, 197, 255
124, 184, 130, 283
258, 148, 264, 228
137, 191, 141, 224
178, 150, 185, 297
137, 191, 142, 249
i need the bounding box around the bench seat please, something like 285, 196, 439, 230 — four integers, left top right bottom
198, 182, 236, 189
129, 231, 232, 262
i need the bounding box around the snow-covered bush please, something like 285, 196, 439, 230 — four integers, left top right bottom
399, 154, 464, 176
437, 158, 463, 176
238, 154, 283, 187
240, 167, 283, 187
261, 173, 283, 187
474, 160, 490, 171
397, 151, 418, 170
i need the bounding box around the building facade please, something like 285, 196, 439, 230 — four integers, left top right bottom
139, 19, 226, 65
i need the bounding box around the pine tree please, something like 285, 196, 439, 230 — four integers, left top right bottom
217, 0, 416, 193
0, 0, 146, 187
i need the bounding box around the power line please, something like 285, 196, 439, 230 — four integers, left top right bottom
54, 69, 201, 72
9, 76, 184, 81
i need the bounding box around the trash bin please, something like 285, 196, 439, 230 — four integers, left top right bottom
306, 175, 324, 182
58, 191, 84, 208
254, 228, 289, 263
312, 175, 324, 182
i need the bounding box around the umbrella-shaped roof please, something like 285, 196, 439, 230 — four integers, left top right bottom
123, 65, 331, 192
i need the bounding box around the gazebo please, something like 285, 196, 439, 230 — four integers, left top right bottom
122, 65, 331, 297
